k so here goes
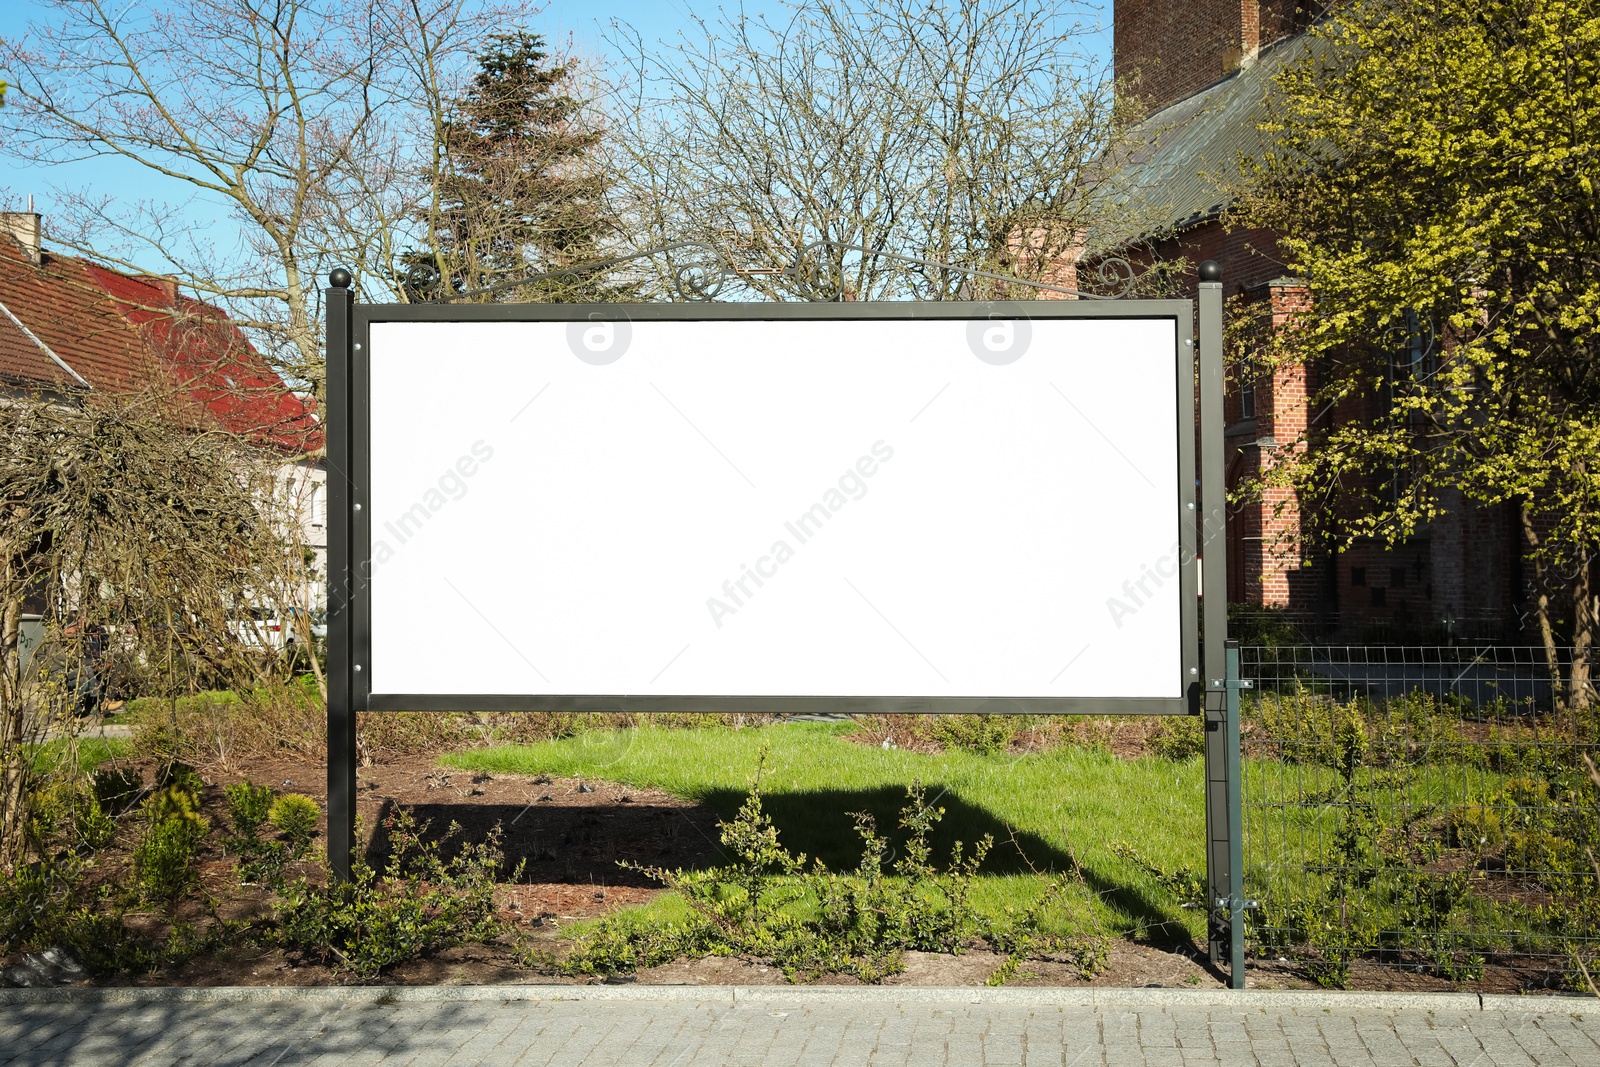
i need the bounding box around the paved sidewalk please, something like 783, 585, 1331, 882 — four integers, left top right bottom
1, 986, 1596, 1066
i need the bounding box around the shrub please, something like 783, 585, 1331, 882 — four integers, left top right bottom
132, 776, 209, 907
1148, 716, 1205, 761
155, 759, 205, 796
930, 715, 1016, 755
267, 794, 319, 857
985, 880, 1109, 985
0, 858, 78, 952
133, 818, 204, 906
1110, 840, 1207, 911
1444, 805, 1504, 849
127, 682, 325, 767
221, 781, 289, 885
274, 809, 512, 978
1506, 831, 1575, 876
225, 782, 276, 839
1369, 690, 1467, 766
27, 778, 116, 853
1246, 683, 1343, 766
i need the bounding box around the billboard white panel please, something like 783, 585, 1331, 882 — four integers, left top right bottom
365, 316, 1185, 702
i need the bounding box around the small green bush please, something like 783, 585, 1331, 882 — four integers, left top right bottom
268, 794, 319, 857
132, 779, 209, 907
274, 810, 511, 978
155, 760, 205, 797
1506, 830, 1575, 875
225, 782, 275, 839
1246, 683, 1343, 766
133, 818, 204, 905
77, 799, 118, 852
26, 777, 119, 854
930, 715, 1015, 755
1444, 805, 1504, 849
223, 781, 288, 885
1110, 840, 1207, 910
0, 855, 92, 954
1148, 716, 1205, 761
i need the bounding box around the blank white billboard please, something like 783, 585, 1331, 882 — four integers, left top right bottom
364, 315, 1187, 705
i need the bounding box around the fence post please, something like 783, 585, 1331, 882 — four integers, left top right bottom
325, 268, 356, 882
1226, 638, 1245, 988
1197, 261, 1235, 975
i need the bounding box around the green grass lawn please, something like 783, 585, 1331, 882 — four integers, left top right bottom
445, 721, 1209, 942
31, 735, 134, 774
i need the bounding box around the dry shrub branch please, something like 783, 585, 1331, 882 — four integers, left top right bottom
1, 389, 312, 871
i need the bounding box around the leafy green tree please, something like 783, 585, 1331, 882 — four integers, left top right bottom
407, 31, 620, 302
1238, 0, 1600, 705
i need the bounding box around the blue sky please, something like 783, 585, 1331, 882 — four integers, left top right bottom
0, 1, 1111, 273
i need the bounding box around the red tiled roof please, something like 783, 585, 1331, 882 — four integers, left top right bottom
0, 300, 75, 386
0, 238, 157, 392
0, 236, 322, 454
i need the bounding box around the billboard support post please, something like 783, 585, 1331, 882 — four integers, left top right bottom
326, 268, 357, 883
1196, 262, 1240, 984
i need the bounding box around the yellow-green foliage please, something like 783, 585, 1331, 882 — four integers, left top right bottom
1148, 716, 1205, 761
1239, 0, 1600, 600
268, 794, 319, 856
1445, 805, 1503, 849
133, 780, 209, 906
929, 715, 1016, 755
225, 781, 276, 839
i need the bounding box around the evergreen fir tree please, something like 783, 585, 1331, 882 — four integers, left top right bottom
407, 32, 619, 301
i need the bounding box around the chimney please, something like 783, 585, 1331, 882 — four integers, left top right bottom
2, 210, 43, 265
1115, 1, 1318, 115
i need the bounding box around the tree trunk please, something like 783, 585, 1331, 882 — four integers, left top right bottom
0, 591, 28, 876
1521, 503, 1565, 712
1570, 552, 1595, 713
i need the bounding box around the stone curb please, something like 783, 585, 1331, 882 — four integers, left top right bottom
0, 985, 1590, 1014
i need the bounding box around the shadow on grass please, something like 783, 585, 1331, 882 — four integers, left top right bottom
368, 784, 1190, 941
703, 787, 1190, 942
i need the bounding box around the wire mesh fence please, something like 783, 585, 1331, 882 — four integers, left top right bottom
1240, 645, 1600, 990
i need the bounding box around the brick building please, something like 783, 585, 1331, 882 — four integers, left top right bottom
1107, 0, 1521, 639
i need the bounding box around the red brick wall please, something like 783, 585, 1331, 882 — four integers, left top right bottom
1252, 287, 1310, 608
1115, 1, 1315, 114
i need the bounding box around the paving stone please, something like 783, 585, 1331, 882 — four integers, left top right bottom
4, 992, 1600, 1066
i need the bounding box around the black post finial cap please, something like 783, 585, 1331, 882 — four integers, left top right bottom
328, 267, 352, 289
1197, 260, 1222, 282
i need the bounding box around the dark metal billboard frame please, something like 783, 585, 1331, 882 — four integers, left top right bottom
322, 266, 1243, 984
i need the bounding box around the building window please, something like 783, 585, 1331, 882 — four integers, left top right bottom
1351, 567, 1366, 586
1371, 586, 1387, 606
1391, 567, 1407, 589
1239, 358, 1257, 420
